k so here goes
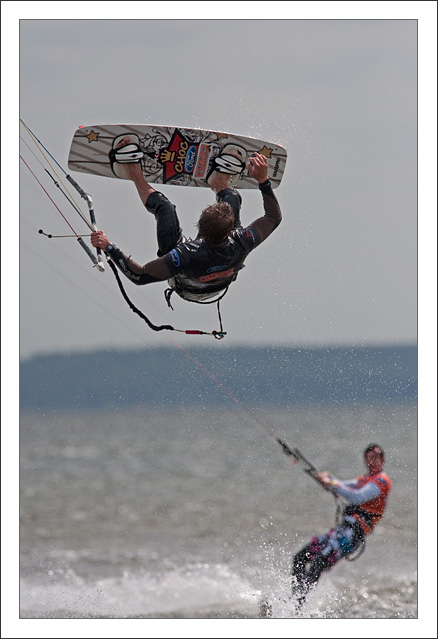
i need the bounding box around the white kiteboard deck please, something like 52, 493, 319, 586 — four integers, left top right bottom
67, 124, 287, 189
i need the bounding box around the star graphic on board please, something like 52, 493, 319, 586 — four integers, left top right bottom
258, 146, 273, 158
86, 131, 99, 143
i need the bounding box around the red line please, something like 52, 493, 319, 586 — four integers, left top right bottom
171, 340, 276, 438
20, 155, 79, 237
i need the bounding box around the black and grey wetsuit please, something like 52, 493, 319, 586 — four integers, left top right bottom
163, 225, 260, 302
107, 180, 281, 303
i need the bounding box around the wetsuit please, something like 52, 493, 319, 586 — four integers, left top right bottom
292, 471, 391, 605
106, 180, 281, 302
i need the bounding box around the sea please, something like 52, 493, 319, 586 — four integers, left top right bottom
16, 401, 425, 635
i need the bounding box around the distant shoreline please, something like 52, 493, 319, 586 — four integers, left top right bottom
20, 344, 417, 411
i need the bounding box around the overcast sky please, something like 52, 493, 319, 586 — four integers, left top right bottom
12, 7, 434, 361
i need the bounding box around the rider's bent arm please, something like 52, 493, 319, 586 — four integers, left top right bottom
248, 179, 282, 244
330, 478, 381, 505
108, 245, 171, 285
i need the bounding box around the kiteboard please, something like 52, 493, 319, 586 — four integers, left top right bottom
67, 124, 287, 189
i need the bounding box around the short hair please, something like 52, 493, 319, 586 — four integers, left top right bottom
197, 202, 234, 244
364, 443, 385, 459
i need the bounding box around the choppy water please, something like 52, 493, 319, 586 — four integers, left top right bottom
19, 402, 417, 624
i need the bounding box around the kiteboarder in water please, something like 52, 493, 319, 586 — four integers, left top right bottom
291, 444, 391, 609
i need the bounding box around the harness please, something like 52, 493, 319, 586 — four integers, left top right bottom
162, 262, 246, 338
344, 504, 382, 529
340, 508, 367, 561
332, 501, 368, 562
335, 502, 383, 562
164, 280, 231, 309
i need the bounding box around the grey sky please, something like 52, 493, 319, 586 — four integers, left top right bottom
13, 10, 427, 359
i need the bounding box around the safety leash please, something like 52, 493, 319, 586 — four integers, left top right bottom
107, 257, 227, 339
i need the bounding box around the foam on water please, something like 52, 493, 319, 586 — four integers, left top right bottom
21, 562, 262, 619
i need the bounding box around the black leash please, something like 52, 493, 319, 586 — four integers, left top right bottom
107, 259, 174, 332
107, 258, 227, 338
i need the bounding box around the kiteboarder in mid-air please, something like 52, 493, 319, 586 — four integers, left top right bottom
91, 139, 282, 305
